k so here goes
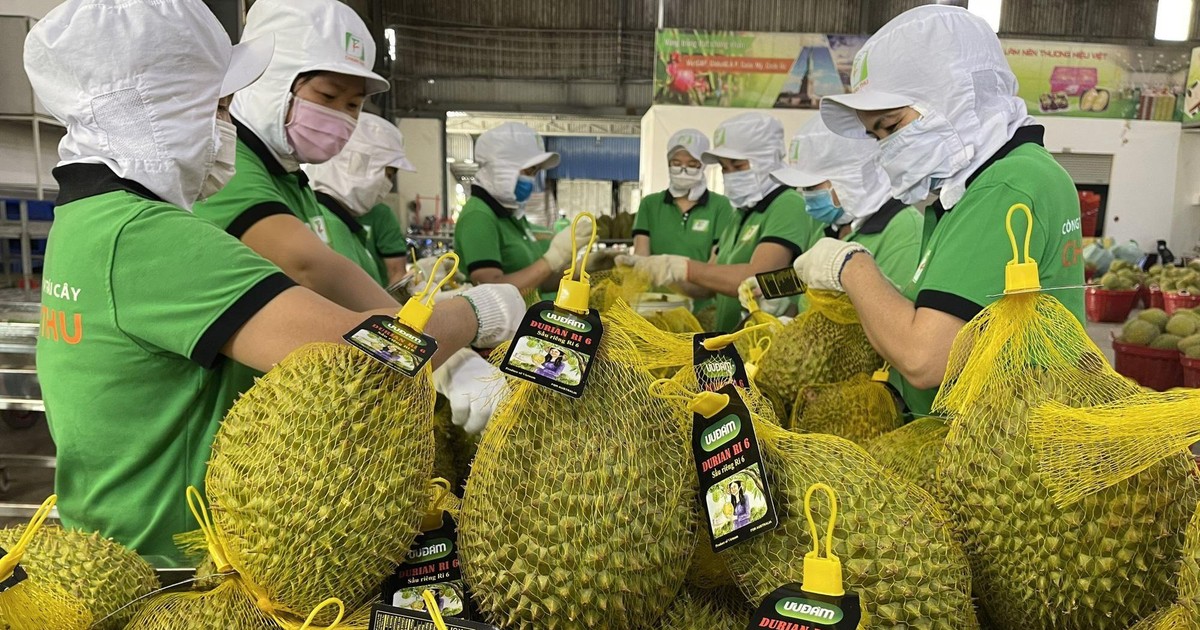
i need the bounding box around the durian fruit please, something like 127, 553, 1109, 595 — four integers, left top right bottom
1187, 345, 1200, 359
645, 306, 704, 335
722, 392, 976, 629
654, 587, 753, 629
1128, 503, 1200, 630
694, 304, 718, 332
684, 520, 734, 590
867, 416, 949, 498
196, 343, 436, 626
1122, 318, 1162, 346
0, 526, 158, 630
1153, 333, 1184, 350
124, 577, 276, 630
432, 394, 478, 495
788, 373, 903, 445
1140, 308, 1172, 329
459, 321, 694, 630
755, 291, 881, 421
1168, 314, 1200, 338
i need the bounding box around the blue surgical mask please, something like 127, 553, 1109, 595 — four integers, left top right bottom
802, 189, 845, 225
514, 175, 535, 203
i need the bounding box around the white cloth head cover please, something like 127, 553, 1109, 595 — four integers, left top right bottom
666, 128, 710, 201
232, 0, 389, 171
24, 0, 271, 210
306, 112, 413, 215
702, 112, 787, 205
820, 5, 1033, 209
771, 116, 892, 227
473, 122, 560, 209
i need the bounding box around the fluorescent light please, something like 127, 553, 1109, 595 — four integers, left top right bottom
967, 0, 1002, 33
1157, 0, 1193, 40
446, 111, 470, 118
384, 28, 396, 62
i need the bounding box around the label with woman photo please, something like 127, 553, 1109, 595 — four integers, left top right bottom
500, 301, 603, 398
691, 385, 778, 551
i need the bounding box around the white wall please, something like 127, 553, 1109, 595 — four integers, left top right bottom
1172, 132, 1200, 257
0, 0, 60, 18
395, 117, 445, 231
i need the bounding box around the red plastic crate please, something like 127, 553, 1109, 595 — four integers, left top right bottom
1165, 291, 1200, 316
1138, 284, 1150, 309
1085, 287, 1139, 323
1184, 356, 1200, 389
1150, 286, 1165, 310
1113, 339, 1184, 391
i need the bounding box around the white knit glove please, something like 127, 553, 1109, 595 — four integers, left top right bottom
791, 238, 871, 292
414, 255, 460, 285
459, 283, 526, 348
614, 254, 690, 287
432, 349, 505, 434
543, 216, 593, 270
737, 276, 790, 316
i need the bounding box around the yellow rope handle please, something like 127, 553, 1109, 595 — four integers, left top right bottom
747, 335, 773, 365
804, 483, 839, 561
648, 378, 695, 404
702, 323, 775, 351
293, 597, 346, 630
411, 252, 461, 308
422, 590, 450, 630
561, 212, 599, 284
186, 486, 233, 573
0, 494, 55, 581
1005, 203, 1036, 267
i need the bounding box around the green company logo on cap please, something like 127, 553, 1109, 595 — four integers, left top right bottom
679, 134, 695, 145
788, 139, 802, 162
714, 127, 727, 147
701, 414, 741, 452
542, 311, 592, 333
777, 598, 843, 624
853, 54, 869, 90
345, 32, 365, 62
405, 538, 453, 563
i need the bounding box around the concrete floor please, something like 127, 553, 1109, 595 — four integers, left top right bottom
0, 317, 1130, 528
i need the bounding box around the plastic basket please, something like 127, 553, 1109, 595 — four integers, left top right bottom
1085, 287, 1139, 323
1138, 284, 1150, 309
1113, 338, 1184, 391
1183, 356, 1200, 389
1164, 291, 1200, 316
1150, 286, 1165, 310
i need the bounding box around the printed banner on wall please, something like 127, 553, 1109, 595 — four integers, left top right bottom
654, 29, 1190, 122
1183, 47, 1200, 126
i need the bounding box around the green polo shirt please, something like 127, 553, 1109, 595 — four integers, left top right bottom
454, 185, 544, 276
895, 126, 1085, 416
38, 164, 294, 566
713, 186, 824, 332
846, 199, 923, 289
193, 119, 383, 286
316, 194, 405, 286
632, 189, 734, 262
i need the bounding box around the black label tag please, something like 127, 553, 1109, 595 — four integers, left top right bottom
367, 603, 498, 630
748, 584, 862, 630
499, 301, 603, 399
756, 267, 807, 299
344, 315, 438, 377
693, 333, 751, 392
0, 546, 26, 594
693, 385, 778, 552
382, 513, 475, 619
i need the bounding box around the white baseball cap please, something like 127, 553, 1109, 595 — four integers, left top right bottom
667, 128, 710, 162
222, 34, 275, 97
702, 112, 785, 164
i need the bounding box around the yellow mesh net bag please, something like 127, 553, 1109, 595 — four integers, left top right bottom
1129, 503, 1200, 630
933, 204, 1200, 629
866, 416, 948, 498
788, 373, 903, 444
645, 306, 704, 334
656, 381, 976, 629
0, 497, 92, 630
587, 267, 651, 314
754, 290, 882, 421
458, 301, 695, 630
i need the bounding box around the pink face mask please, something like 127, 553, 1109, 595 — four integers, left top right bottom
285, 97, 358, 164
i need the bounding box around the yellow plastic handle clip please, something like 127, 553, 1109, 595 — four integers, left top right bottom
186, 486, 233, 574
555, 212, 599, 315
648, 378, 730, 419
871, 361, 892, 383
0, 493, 55, 581
421, 478, 462, 532
801, 483, 845, 597
422, 589, 450, 630
398, 252, 461, 332
1003, 203, 1041, 295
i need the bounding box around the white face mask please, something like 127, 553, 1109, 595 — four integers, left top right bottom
877, 107, 974, 206
199, 119, 238, 201
668, 165, 705, 198
723, 169, 763, 209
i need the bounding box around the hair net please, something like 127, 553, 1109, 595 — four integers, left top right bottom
702, 113, 787, 207
771, 116, 892, 225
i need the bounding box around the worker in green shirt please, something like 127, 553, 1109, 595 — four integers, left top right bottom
454, 122, 591, 295
796, 5, 1085, 416
553, 211, 571, 233
26, 0, 520, 566
618, 113, 825, 332
308, 112, 413, 286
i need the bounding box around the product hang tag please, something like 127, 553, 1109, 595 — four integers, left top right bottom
693, 333, 751, 392
748, 584, 862, 630
756, 266, 807, 300
382, 513, 477, 620
693, 385, 778, 552
367, 603, 499, 630
0, 546, 27, 593
499, 300, 603, 399
344, 315, 438, 378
